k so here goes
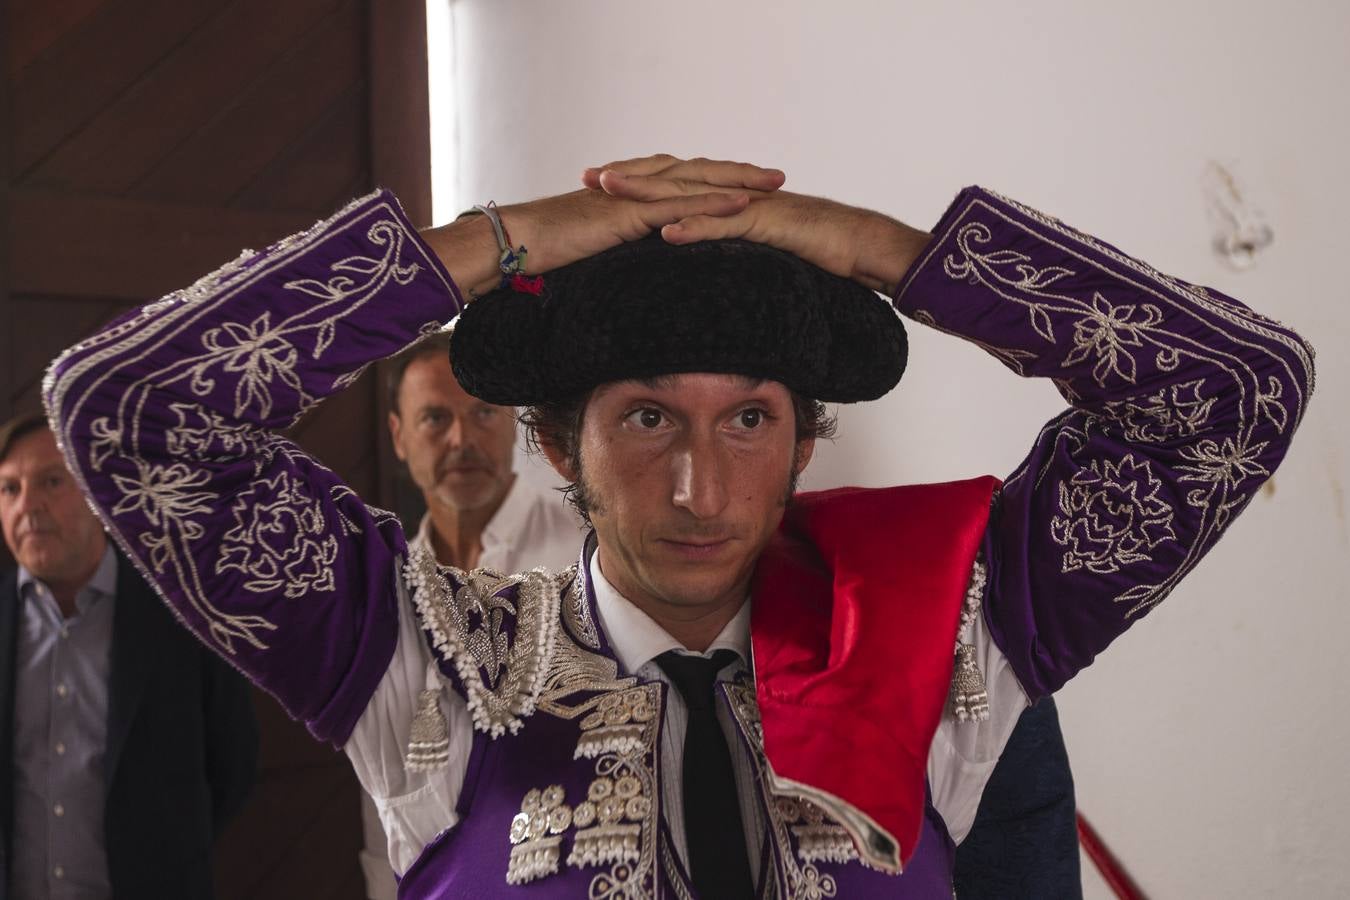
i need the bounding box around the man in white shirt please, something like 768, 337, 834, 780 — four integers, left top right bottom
387, 333, 581, 574
360, 335, 582, 898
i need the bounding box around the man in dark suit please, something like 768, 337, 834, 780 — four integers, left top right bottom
0, 412, 258, 900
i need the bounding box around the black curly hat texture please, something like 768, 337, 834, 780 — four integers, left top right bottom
449, 235, 907, 405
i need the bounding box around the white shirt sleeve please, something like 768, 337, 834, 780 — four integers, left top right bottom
345, 570, 475, 876
926, 609, 1031, 845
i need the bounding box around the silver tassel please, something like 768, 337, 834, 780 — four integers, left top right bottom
949, 643, 990, 723
406, 665, 451, 772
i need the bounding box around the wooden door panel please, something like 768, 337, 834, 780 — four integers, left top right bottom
8, 188, 315, 300
3, 2, 431, 897
29, 0, 347, 194
232, 84, 370, 213
133, 0, 366, 207
11, 0, 226, 175
5, 0, 108, 78
7, 295, 132, 410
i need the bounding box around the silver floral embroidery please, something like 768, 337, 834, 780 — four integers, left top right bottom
108, 460, 217, 577
497, 677, 659, 891
794, 864, 839, 900
87, 418, 123, 470
284, 234, 422, 312
945, 221, 1168, 390
166, 217, 423, 422
42, 198, 446, 655
215, 471, 339, 598
1177, 434, 1272, 535
104, 457, 278, 654
1177, 435, 1271, 492
1050, 454, 1177, 575
165, 402, 261, 463
550, 613, 658, 897
943, 235, 1074, 297
566, 544, 603, 650
568, 769, 646, 870
404, 546, 566, 737
574, 687, 656, 759
1255, 375, 1288, 433
588, 862, 645, 900
920, 195, 1313, 617
985, 186, 1314, 385
950, 553, 990, 723
569, 706, 659, 900
411, 559, 660, 894
776, 796, 858, 867
1063, 294, 1164, 387
456, 573, 521, 690
507, 785, 573, 885
110, 460, 217, 538
194, 312, 304, 419
1102, 380, 1214, 444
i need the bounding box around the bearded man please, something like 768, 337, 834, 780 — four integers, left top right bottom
43, 155, 1312, 897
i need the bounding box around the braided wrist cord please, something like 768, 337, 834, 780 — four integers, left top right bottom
473, 201, 545, 297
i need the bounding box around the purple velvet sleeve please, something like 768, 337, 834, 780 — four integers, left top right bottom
893, 187, 1315, 697
43, 190, 465, 744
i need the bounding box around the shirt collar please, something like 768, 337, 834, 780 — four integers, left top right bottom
18, 541, 118, 613
588, 548, 750, 676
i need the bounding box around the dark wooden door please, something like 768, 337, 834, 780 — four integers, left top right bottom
2, 2, 432, 896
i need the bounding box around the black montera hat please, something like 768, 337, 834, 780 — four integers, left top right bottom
449, 235, 906, 405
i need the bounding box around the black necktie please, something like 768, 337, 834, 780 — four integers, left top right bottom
656, 649, 754, 899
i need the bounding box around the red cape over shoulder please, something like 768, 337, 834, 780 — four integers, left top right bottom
751, 477, 999, 871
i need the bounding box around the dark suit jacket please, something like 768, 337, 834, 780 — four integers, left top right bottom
953, 696, 1083, 899
0, 553, 258, 900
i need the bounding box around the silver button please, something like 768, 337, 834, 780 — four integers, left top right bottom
53, 865, 65, 879
54, 742, 66, 755
55, 683, 68, 699
54, 803, 64, 817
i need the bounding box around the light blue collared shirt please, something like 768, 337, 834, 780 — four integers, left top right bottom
13, 544, 118, 900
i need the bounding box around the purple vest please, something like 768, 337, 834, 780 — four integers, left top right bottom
399, 544, 957, 898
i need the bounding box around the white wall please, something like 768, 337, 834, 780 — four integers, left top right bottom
432, 2, 1349, 896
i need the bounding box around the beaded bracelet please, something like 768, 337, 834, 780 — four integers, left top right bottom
473, 202, 545, 296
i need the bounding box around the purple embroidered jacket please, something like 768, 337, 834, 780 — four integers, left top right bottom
43, 187, 1313, 897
